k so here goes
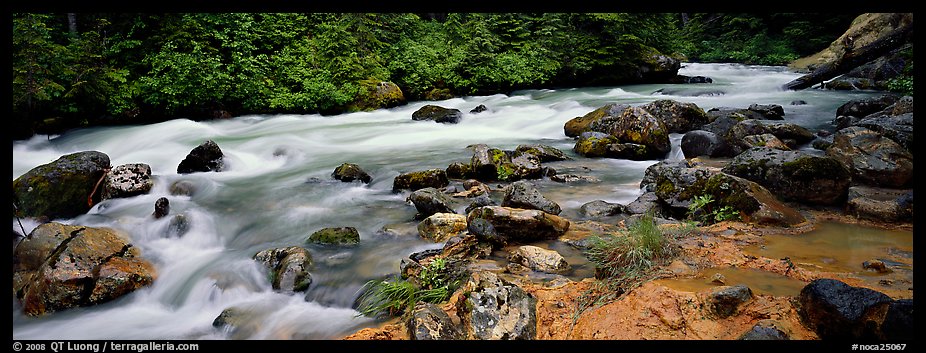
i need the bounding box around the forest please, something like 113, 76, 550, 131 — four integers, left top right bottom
13, 13, 862, 138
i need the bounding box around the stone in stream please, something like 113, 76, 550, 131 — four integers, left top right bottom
501, 180, 562, 215
177, 140, 224, 174
253, 246, 314, 292
407, 302, 463, 340
825, 127, 913, 188
456, 271, 537, 340
101, 163, 153, 200
12, 151, 111, 219
680, 130, 732, 158
708, 284, 753, 318
417, 213, 468, 242
445, 162, 473, 179
836, 94, 900, 118
722, 147, 851, 205
153, 197, 170, 219
470, 104, 488, 114
331, 163, 372, 183
466, 206, 570, 245
741, 134, 790, 150
579, 200, 628, 218
514, 144, 569, 162
592, 106, 672, 159
392, 169, 450, 192
798, 278, 893, 340
464, 193, 498, 215
724, 119, 815, 154
411, 104, 462, 124
469, 144, 542, 182
407, 187, 456, 219
169, 180, 196, 196
639, 99, 710, 133
307, 227, 360, 245
853, 111, 913, 154
13, 222, 157, 316
563, 103, 629, 138
507, 245, 570, 274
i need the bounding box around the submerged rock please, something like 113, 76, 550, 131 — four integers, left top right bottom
393, 169, 450, 192
12, 151, 111, 219
13, 222, 156, 316
466, 206, 570, 245
253, 246, 314, 292
177, 140, 224, 174
307, 227, 360, 245
470, 104, 488, 114
412, 105, 462, 124
102, 163, 153, 200
502, 180, 561, 215
332, 163, 372, 183
456, 271, 537, 340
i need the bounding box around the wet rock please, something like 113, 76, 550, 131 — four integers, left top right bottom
441, 233, 493, 263
550, 174, 599, 183
725, 120, 815, 154
625, 192, 670, 218
446, 162, 473, 179
564, 103, 629, 137
465, 194, 498, 214
13, 222, 156, 316
412, 104, 462, 124
639, 99, 710, 133
853, 112, 913, 154
177, 140, 224, 174
846, 186, 913, 222
741, 134, 790, 150
825, 127, 913, 188
702, 115, 742, 136
253, 246, 313, 292
722, 147, 851, 205
466, 206, 570, 245
881, 299, 914, 340
418, 213, 468, 242
707, 106, 782, 122
508, 151, 543, 180
862, 259, 891, 273
709, 273, 727, 285
790, 100, 807, 105
514, 144, 569, 162
739, 320, 790, 340
670, 75, 713, 84
12, 151, 111, 219
166, 214, 190, 237
307, 227, 360, 245
153, 197, 170, 219
812, 136, 834, 151
641, 159, 717, 209
508, 245, 569, 274
708, 284, 753, 318
747, 104, 785, 120
407, 187, 456, 219
836, 95, 899, 118
456, 271, 537, 340
102, 163, 153, 200
470, 104, 488, 114
502, 180, 561, 215
798, 278, 892, 340
213, 307, 246, 329
594, 106, 671, 158
332, 163, 372, 183
681, 130, 732, 158
169, 180, 196, 196
579, 200, 628, 218
393, 169, 450, 192
349, 80, 406, 111
889, 96, 913, 116
573, 131, 620, 157
408, 302, 462, 340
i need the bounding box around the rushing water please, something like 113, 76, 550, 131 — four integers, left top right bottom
12, 63, 887, 340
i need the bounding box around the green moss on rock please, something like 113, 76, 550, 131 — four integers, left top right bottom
307, 227, 360, 245
12, 151, 111, 219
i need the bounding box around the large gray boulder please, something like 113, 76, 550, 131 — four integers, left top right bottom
466, 206, 570, 245
412, 105, 462, 124
13, 222, 156, 316
253, 246, 314, 292
407, 187, 456, 219
640, 99, 710, 133
564, 103, 629, 137
393, 169, 450, 192
825, 127, 913, 187
725, 120, 815, 154
102, 163, 154, 200
681, 130, 732, 158
853, 112, 913, 154
456, 271, 537, 340
12, 151, 111, 219
722, 147, 851, 205
846, 186, 913, 222
177, 140, 224, 174
501, 180, 561, 215
508, 245, 570, 274
798, 279, 893, 340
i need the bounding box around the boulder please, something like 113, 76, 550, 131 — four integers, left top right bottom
579, 200, 628, 218
722, 147, 851, 205
881, 299, 914, 340
889, 96, 913, 115
464, 194, 498, 215
681, 130, 732, 158
470, 104, 488, 114
853, 113, 913, 154
253, 246, 314, 292
836, 95, 900, 118
702, 115, 742, 136
348, 80, 406, 111
514, 144, 569, 162
508, 151, 544, 181
501, 180, 561, 215
798, 278, 892, 340
739, 320, 790, 340
747, 104, 785, 120
12, 151, 111, 219
456, 271, 537, 340
101, 163, 153, 200
466, 206, 570, 245
417, 213, 468, 242
412, 105, 462, 124
393, 169, 450, 192
508, 245, 570, 274
469, 145, 541, 182
153, 197, 170, 219
707, 106, 782, 122
812, 136, 834, 151
846, 186, 913, 222
825, 127, 913, 187
708, 284, 753, 318
725, 120, 815, 154
563, 103, 629, 137
741, 134, 791, 151
641, 160, 717, 210
13, 222, 156, 316
640, 99, 710, 133
446, 162, 473, 179
407, 187, 456, 219
625, 192, 670, 217
169, 180, 196, 196
332, 163, 372, 183
407, 302, 462, 340
596, 106, 671, 158
307, 227, 360, 245
177, 140, 224, 174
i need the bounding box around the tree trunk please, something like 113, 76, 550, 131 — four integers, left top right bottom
783, 22, 914, 90
68, 13, 78, 38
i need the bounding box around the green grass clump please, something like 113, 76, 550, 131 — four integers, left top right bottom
686, 194, 740, 225
355, 257, 459, 318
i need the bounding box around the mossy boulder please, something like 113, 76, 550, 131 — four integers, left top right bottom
825, 127, 913, 188
446, 162, 473, 179
13, 222, 156, 316
102, 163, 154, 200
725, 120, 815, 154
177, 140, 224, 174
347, 80, 406, 112
636, 46, 682, 82
573, 132, 620, 157
469, 145, 541, 182
12, 151, 111, 219
393, 169, 450, 192
640, 99, 710, 133
307, 227, 360, 245
253, 246, 314, 292
723, 147, 851, 205
741, 134, 791, 150
641, 160, 718, 210
563, 103, 629, 137
514, 144, 569, 162
412, 104, 462, 124
466, 206, 570, 245
332, 163, 372, 184
681, 173, 807, 227
417, 213, 468, 242
600, 106, 671, 158
501, 180, 562, 215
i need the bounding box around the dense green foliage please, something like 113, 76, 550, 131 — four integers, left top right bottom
13, 12, 865, 138
686, 194, 740, 225
887, 47, 914, 96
